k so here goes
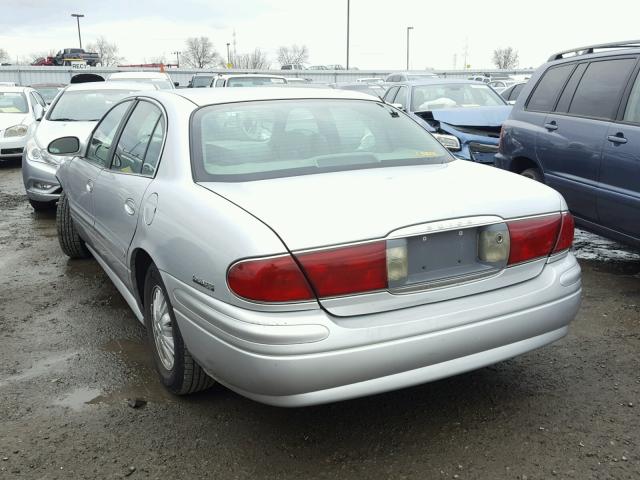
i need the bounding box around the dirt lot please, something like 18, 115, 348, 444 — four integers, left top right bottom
1, 159, 639, 480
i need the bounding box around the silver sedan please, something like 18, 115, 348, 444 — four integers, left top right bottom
49, 88, 581, 406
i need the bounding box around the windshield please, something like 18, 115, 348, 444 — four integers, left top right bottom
49, 90, 138, 121
411, 83, 506, 111
191, 99, 451, 182
35, 87, 63, 103
108, 78, 171, 89
0, 92, 28, 113
192, 76, 213, 87
226, 77, 287, 87
340, 85, 386, 99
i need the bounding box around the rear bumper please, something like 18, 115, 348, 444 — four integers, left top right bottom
21, 154, 61, 203
165, 253, 581, 407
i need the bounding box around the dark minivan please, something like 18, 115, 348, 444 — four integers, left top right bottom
496, 40, 640, 249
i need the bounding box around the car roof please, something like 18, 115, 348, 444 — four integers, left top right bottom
216, 74, 287, 80
29, 83, 66, 88
107, 71, 170, 79
0, 86, 33, 93
64, 81, 158, 92
397, 78, 488, 87
153, 87, 380, 106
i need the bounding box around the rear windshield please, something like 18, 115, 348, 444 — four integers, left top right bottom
191, 76, 213, 87
0, 92, 28, 113
412, 83, 505, 111
49, 90, 138, 121
226, 77, 287, 87
35, 87, 63, 103
191, 99, 452, 182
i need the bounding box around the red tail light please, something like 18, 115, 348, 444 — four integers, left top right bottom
227, 255, 314, 302
297, 241, 387, 298
507, 214, 561, 265
553, 211, 575, 253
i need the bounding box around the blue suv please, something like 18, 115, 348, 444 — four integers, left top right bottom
496, 40, 640, 249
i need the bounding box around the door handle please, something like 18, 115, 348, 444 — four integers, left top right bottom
544, 121, 558, 131
607, 133, 627, 144
124, 199, 136, 216
85, 180, 93, 193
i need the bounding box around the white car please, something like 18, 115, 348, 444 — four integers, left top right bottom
106, 71, 176, 89
0, 86, 46, 161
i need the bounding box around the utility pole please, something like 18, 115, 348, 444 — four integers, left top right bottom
71, 13, 84, 49
406, 26, 413, 70
463, 37, 469, 70
226, 43, 231, 67
172, 51, 181, 67
346, 0, 350, 70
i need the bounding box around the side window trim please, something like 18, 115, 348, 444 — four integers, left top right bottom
553, 62, 588, 114
82, 99, 136, 167
557, 56, 638, 121
107, 98, 167, 178
525, 62, 577, 113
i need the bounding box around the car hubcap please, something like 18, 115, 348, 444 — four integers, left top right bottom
151, 286, 174, 370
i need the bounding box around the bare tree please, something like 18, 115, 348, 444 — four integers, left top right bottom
0, 48, 9, 64
492, 47, 519, 69
182, 37, 220, 69
277, 44, 309, 66
233, 48, 271, 69
86, 36, 123, 66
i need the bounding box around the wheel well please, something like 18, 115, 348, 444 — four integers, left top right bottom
510, 156, 541, 174
131, 249, 154, 308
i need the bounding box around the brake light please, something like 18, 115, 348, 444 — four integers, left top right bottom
297, 241, 387, 297
507, 214, 561, 265
227, 255, 314, 302
553, 212, 575, 253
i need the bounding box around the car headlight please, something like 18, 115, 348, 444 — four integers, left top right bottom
4, 124, 28, 138
433, 133, 461, 151
25, 138, 64, 165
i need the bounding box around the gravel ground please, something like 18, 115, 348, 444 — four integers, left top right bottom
1, 159, 639, 480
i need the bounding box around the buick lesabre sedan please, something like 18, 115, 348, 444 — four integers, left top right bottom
49, 88, 581, 406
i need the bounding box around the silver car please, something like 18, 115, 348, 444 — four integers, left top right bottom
22, 82, 154, 210
49, 88, 582, 407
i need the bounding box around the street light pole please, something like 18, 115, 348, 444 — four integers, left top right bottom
172, 51, 181, 67
226, 43, 231, 66
71, 14, 85, 49
346, 0, 350, 70
406, 26, 413, 70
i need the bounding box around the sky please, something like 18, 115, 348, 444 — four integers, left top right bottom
1, 0, 640, 70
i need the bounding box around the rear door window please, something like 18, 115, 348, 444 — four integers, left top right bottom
111, 101, 162, 175
526, 64, 574, 112
510, 83, 525, 101
567, 58, 636, 120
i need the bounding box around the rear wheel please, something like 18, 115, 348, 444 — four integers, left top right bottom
29, 199, 56, 212
521, 168, 543, 182
56, 191, 90, 259
144, 264, 215, 395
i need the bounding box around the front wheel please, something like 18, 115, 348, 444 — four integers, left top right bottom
521, 168, 543, 182
144, 264, 215, 395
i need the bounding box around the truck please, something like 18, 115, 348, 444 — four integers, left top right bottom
52, 48, 101, 66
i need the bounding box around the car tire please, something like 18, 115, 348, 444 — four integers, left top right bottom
144, 264, 215, 395
56, 191, 90, 259
29, 199, 56, 211
521, 168, 543, 182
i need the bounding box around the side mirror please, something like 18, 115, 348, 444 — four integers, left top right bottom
174, 82, 179, 87
48, 136, 80, 155
391, 103, 405, 111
